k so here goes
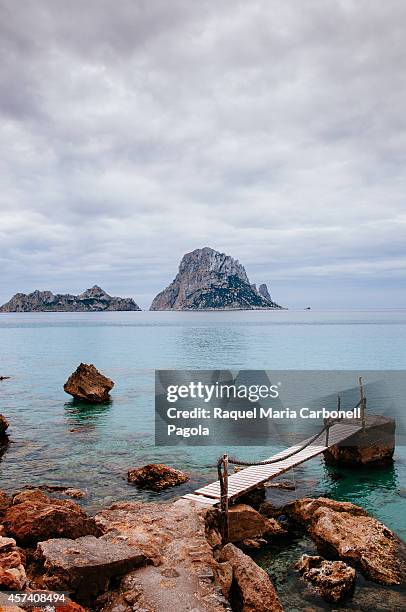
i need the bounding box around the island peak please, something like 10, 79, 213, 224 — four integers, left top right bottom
150, 247, 284, 310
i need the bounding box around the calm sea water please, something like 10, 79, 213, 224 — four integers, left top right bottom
0, 309, 405, 544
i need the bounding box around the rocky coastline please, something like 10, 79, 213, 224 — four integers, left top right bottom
0, 403, 404, 610
0, 370, 403, 610
0, 485, 404, 612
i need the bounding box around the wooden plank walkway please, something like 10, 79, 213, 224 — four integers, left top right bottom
182, 422, 361, 506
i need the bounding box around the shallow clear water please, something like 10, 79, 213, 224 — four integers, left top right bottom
0, 309, 405, 542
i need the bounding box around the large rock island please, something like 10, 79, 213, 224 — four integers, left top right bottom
0, 285, 141, 312
150, 247, 283, 310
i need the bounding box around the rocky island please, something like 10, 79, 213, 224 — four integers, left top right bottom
150, 247, 283, 310
0, 285, 141, 312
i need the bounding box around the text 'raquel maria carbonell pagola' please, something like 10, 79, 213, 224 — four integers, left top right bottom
164, 381, 360, 438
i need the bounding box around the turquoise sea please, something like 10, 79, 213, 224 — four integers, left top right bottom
0, 309, 405, 543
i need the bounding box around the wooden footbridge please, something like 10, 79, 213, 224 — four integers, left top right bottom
182, 378, 368, 540
182, 420, 362, 508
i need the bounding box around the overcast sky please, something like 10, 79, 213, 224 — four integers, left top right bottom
1, 0, 405, 309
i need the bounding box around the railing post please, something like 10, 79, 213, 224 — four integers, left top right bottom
325, 420, 330, 446
219, 453, 229, 544
359, 376, 366, 431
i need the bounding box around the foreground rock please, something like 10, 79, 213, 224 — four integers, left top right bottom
0, 415, 9, 438
206, 503, 286, 544
3, 490, 101, 546
64, 363, 114, 402
0, 285, 141, 312
219, 543, 283, 612
285, 497, 369, 524
94, 499, 225, 611
295, 554, 356, 603
0, 535, 26, 590
127, 463, 189, 491
285, 497, 405, 585
35, 535, 149, 604
324, 415, 395, 466
150, 247, 283, 310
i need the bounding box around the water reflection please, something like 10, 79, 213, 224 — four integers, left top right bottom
324, 461, 398, 496
0, 441, 9, 462
64, 399, 112, 429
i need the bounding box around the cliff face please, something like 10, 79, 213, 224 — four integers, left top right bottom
150, 247, 283, 310
0, 286, 141, 312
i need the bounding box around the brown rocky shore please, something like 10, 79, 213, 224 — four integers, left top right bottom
0, 484, 404, 612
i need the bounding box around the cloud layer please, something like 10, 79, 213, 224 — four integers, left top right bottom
1, 0, 405, 308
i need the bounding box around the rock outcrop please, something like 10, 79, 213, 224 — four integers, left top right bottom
0, 535, 27, 590
64, 363, 114, 402
94, 499, 225, 611
3, 490, 101, 546
219, 543, 284, 612
35, 535, 149, 604
206, 504, 286, 544
295, 554, 356, 603
0, 285, 141, 312
324, 415, 396, 466
285, 497, 405, 586
258, 283, 272, 301
285, 497, 369, 524
127, 463, 189, 491
150, 247, 283, 310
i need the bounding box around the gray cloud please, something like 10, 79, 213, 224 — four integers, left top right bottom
0, 0, 405, 308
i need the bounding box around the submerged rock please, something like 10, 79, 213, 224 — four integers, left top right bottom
0, 535, 27, 590
219, 542, 284, 612
64, 363, 114, 403
127, 463, 189, 491
35, 535, 149, 604
0, 414, 9, 438
150, 247, 283, 310
64, 488, 86, 499
36, 484, 86, 499
241, 537, 268, 549
285, 497, 405, 586
3, 489, 101, 546
295, 554, 356, 603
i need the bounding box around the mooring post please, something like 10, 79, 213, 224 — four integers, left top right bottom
219, 453, 229, 544
359, 376, 366, 431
